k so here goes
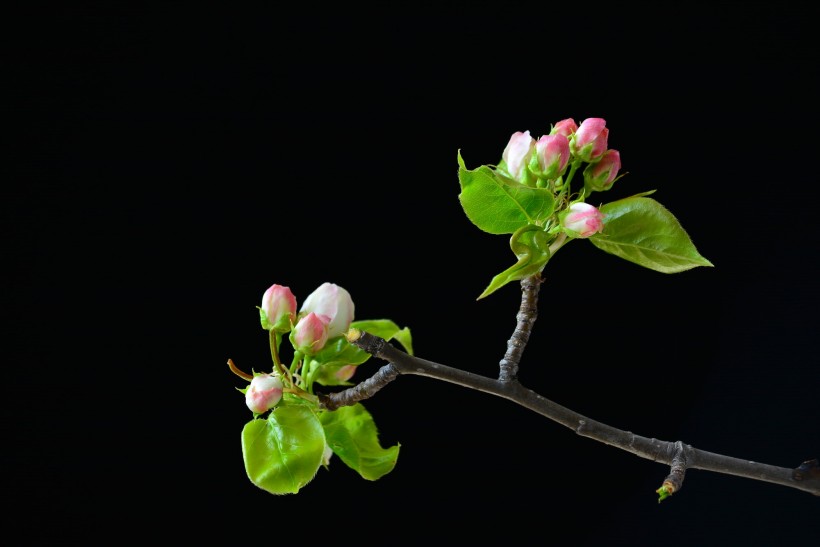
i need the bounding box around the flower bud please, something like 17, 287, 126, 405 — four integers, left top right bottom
550, 118, 578, 139
535, 134, 570, 179
300, 282, 354, 339
335, 364, 357, 382
290, 312, 330, 355
583, 149, 621, 192
571, 118, 608, 162
501, 130, 536, 182
314, 363, 357, 386
245, 373, 284, 414
560, 202, 605, 238
260, 284, 297, 332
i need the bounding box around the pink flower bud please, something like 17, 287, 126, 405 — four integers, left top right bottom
501, 130, 536, 181
560, 202, 605, 238
551, 118, 578, 139
313, 363, 357, 386
334, 364, 356, 382
583, 149, 621, 192
571, 118, 608, 162
260, 284, 297, 332
245, 373, 284, 414
535, 134, 570, 178
300, 282, 354, 339
290, 312, 330, 355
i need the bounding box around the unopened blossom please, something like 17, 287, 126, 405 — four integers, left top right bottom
571, 118, 609, 162
313, 363, 357, 386
560, 202, 605, 238
245, 373, 284, 414
536, 134, 570, 179
334, 364, 356, 382
260, 284, 297, 332
501, 130, 536, 181
290, 312, 330, 355
300, 282, 354, 339
551, 118, 578, 139
583, 149, 622, 192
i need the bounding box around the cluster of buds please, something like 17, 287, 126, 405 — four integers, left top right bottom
500, 117, 622, 239
501, 117, 621, 192
247, 282, 357, 413
260, 281, 355, 354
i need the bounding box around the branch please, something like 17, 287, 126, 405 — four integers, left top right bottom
498, 274, 542, 382
321, 329, 820, 498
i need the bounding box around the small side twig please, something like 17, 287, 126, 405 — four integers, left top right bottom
657, 441, 692, 502
319, 362, 400, 411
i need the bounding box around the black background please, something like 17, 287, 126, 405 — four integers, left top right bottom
8, 4, 819, 545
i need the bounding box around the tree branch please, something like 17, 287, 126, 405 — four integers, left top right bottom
321, 329, 820, 498
498, 274, 542, 382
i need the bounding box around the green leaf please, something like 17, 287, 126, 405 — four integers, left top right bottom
311, 320, 413, 387
313, 319, 412, 366
391, 326, 413, 356
458, 151, 554, 234
351, 319, 413, 354
310, 361, 357, 386
590, 196, 713, 273
478, 224, 551, 299
320, 403, 400, 481
241, 402, 326, 495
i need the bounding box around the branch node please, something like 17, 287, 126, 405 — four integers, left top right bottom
792, 458, 820, 482
347, 329, 387, 357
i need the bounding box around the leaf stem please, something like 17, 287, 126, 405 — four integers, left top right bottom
227, 358, 253, 381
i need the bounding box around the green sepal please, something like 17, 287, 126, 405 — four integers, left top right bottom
259, 306, 271, 330
497, 157, 537, 187
478, 224, 551, 299
590, 196, 714, 273
458, 151, 554, 235
320, 403, 400, 481
241, 400, 326, 495
259, 307, 292, 334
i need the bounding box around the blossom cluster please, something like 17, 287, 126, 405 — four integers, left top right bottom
500, 117, 622, 238
246, 282, 355, 413
261, 282, 354, 352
